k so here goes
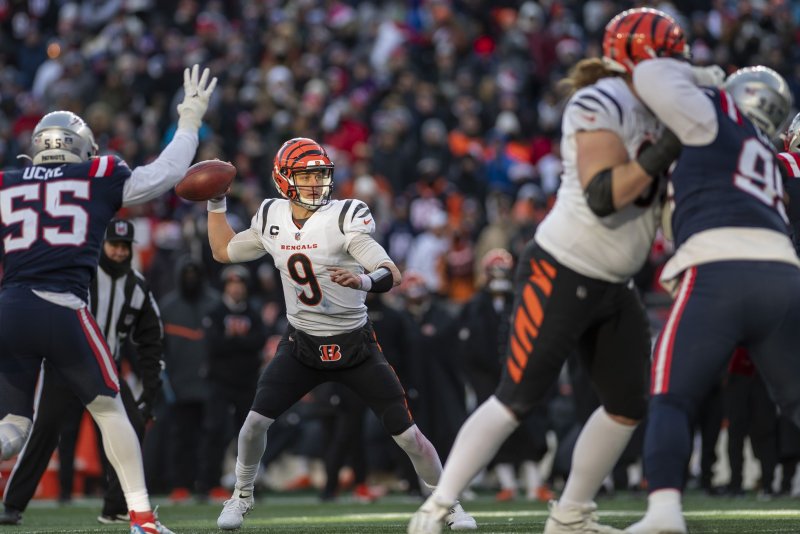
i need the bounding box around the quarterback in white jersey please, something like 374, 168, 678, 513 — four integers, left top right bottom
207, 137, 476, 531
409, 8, 685, 534
250, 196, 387, 336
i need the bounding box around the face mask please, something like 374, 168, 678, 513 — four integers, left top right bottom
99, 246, 132, 279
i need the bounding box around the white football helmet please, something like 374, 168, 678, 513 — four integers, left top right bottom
723, 66, 793, 137
31, 111, 98, 165
784, 112, 800, 153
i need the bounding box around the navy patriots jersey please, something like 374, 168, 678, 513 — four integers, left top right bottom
670, 88, 789, 248
778, 151, 800, 254
0, 155, 130, 300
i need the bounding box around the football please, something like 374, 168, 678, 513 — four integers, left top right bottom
175, 160, 236, 201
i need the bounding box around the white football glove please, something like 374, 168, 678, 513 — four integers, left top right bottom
691, 65, 726, 88
177, 64, 218, 132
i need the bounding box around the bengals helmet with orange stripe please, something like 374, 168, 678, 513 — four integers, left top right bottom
272, 137, 334, 211
602, 8, 689, 75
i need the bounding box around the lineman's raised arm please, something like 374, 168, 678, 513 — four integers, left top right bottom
633, 58, 719, 147
122, 64, 218, 206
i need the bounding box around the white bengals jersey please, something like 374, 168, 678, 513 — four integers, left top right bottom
535, 76, 664, 283
251, 198, 377, 335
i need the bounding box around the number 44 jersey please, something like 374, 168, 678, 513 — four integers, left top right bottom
0, 156, 129, 301
253, 198, 379, 336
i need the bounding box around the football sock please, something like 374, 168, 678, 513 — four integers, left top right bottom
495, 463, 518, 492
627, 489, 686, 534
87, 395, 150, 512
559, 406, 636, 508
432, 396, 518, 504
235, 411, 273, 493
392, 424, 442, 488
233, 462, 257, 497
522, 460, 542, 493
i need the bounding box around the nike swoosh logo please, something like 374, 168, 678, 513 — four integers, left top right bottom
363, 219, 372, 225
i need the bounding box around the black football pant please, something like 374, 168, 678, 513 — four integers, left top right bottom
3, 363, 143, 516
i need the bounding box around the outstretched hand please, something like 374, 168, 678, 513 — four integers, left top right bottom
327, 267, 362, 289
177, 64, 218, 131
691, 65, 726, 88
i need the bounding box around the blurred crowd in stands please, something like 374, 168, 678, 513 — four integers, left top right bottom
2, 0, 800, 504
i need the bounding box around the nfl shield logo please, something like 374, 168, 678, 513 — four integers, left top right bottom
295, 232, 302, 241
115, 221, 129, 236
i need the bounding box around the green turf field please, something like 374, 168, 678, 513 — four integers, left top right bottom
1, 491, 798, 533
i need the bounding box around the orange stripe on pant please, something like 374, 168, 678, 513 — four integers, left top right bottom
514, 294, 538, 355
506, 258, 558, 384
510, 335, 528, 370
506, 355, 522, 383
528, 258, 555, 296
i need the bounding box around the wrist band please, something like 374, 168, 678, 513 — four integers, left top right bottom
358, 274, 372, 291
207, 197, 227, 213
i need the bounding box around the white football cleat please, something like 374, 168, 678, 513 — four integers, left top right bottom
408, 496, 449, 534
544, 500, 627, 534
217, 490, 254, 531
409, 497, 477, 533
445, 502, 477, 530
626, 513, 687, 534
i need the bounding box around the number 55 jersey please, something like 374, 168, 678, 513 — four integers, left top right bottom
251, 198, 386, 336
0, 156, 129, 301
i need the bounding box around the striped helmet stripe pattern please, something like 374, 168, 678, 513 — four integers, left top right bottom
272, 137, 334, 211
603, 8, 688, 74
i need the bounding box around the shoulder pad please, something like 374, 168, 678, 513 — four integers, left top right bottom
254, 198, 279, 235
88, 155, 131, 179
567, 85, 625, 132
339, 199, 375, 235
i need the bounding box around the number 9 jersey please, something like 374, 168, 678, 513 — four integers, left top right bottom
251, 197, 387, 336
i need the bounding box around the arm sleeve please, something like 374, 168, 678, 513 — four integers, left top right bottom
226, 205, 269, 263
129, 284, 165, 393
227, 229, 266, 263
122, 128, 199, 206
633, 58, 718, 147
348, 232, 393, 272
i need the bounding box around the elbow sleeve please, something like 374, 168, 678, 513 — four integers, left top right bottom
367, 267, 394, 293
584, 168, 615, 217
